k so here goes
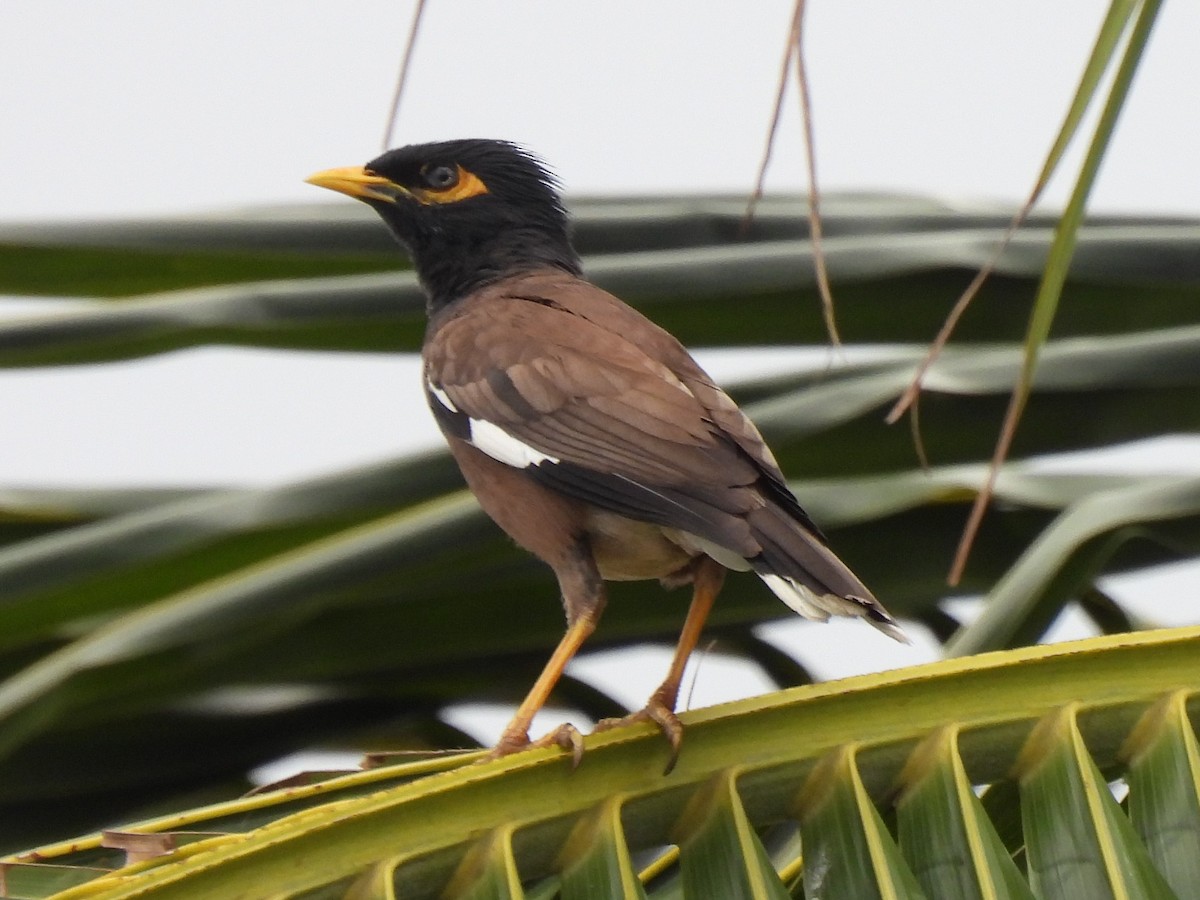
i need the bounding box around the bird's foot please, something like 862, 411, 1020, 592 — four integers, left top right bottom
593, 691, 683, 774
484, 722, 585, 769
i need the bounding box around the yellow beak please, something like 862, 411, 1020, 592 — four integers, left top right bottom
305, 166, 407, 203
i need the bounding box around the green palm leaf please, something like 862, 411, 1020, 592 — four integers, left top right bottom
0, 193, 1198, 857
5, 629, 1199, 898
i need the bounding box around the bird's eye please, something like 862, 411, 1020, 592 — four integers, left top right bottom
422, 164, 459, 190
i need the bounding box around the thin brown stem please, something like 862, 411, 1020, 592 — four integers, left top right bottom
793, 1, 840, 346
884, 208, 1032, 426
381, 0, 429, 151
744, 0, 804, 229
948, 383, 1026, 585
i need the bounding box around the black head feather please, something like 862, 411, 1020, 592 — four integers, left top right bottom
360, 139, 582, 309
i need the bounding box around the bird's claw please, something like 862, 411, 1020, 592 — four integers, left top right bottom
484, 722, 585, 769
541, 723, 586, 768
594, 696, 684, 775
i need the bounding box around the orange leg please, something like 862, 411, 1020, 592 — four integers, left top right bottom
488, 613, 598, 766
595, 557, 726, 773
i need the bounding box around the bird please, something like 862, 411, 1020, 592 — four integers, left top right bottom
307, 139, 907, 772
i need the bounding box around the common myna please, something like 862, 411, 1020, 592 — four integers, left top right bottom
307, 139, 906, 770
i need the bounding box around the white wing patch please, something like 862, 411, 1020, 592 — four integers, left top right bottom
427, 383, 459, 413
467, 418, 561, 469
427, 378, 560, 469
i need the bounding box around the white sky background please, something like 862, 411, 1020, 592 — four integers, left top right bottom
3, 0, 1200, 217
1, 0, 1196, 483
3, 1, 1200, 761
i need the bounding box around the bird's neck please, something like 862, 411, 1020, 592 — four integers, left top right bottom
413, 230, 582, 311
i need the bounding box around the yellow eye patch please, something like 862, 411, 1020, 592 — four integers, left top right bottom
416, 166, 490, 205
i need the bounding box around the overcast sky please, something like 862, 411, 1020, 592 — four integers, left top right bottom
3, 2, 1198, 751
4, 0, 1199, 219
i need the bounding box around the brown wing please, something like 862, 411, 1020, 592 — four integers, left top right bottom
423, 271, 905, 640
423, 273, 788, 551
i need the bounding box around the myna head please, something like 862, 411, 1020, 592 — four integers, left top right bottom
308, 139, 582, 308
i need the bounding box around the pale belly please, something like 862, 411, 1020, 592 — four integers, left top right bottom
584, 509, 695, 581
